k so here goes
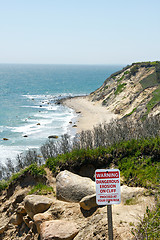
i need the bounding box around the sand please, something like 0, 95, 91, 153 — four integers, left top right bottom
63, 95, 117, 133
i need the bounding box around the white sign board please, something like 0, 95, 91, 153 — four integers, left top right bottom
95, 169, 121, 205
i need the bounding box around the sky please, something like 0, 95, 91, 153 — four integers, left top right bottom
0, 0, 160, 65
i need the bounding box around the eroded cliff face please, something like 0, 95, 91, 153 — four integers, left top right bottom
89, 62, 160, 120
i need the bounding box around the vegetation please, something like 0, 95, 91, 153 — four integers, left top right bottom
46, 137, 160, 189
0, 61, 159, 238
0, 163, 46, 192
140, 71, 158, 89
115, 83, 127, 95
142, 87, 160, 120
128, 64, 139, 78
124, 107, 137, 117
117, 75, 124, 83
132, 204, 160, 239
28, 183, 54, 195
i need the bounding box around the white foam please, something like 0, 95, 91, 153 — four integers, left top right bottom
0, 94, 78, 164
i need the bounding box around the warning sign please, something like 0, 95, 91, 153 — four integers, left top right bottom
95, 169, 121, 205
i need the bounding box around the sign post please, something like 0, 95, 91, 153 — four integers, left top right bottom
95, 169, 121, 240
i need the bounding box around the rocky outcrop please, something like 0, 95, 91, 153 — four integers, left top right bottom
56, 170, 96, 202
24, 195, 53, 219
0, 169, 156, 240
40, 220, 79, 240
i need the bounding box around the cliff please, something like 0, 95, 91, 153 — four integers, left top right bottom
89, 61, 160, 120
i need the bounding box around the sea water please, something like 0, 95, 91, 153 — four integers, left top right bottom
0, 64, 123, 164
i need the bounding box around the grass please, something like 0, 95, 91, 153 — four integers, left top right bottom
124, 70, 130, 75
115, 83, 127, 95
117, 75, 124, 83
132, 204, 160, 239
140, 71, 158, 89
46, 136, 160, 189
124, 107, 137, 117
28, 183, 55, 195
125, 197, 139, 205
0, 163, 46, 192
142, 86, 160, 120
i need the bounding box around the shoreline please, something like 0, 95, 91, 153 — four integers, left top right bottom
63, 95, 117, 133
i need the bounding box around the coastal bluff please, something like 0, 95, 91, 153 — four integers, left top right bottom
89, 61, 160, 120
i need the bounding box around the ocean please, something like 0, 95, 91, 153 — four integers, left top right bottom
0, 64, 123, 164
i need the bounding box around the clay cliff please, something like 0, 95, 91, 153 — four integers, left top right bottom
89, 61, 160, 120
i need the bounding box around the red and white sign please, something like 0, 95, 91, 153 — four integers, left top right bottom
95, 169, 121, 205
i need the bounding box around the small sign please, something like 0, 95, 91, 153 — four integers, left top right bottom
95, 169, 121, 205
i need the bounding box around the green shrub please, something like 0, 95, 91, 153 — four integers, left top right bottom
28, 183, 54, 195
0, 163, 46, 193
27, 163, 46, 177
117, 75, 124, 83
143, 86, 160, 119
115, 83, 127, 95
133, 204, 160, 239
0, 180, 8, 192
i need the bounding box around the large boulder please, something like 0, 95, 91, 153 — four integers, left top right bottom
24, 195, 53, 219
40, 220, 79, 240
56, 170, 96, 202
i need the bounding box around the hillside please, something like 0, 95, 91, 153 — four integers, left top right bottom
89, 61, 160, 120
0, 61, 160, 240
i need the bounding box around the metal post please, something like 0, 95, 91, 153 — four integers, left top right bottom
107, 204, 113, 240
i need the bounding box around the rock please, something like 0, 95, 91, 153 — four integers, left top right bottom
12, 189, 28, 207
24, 233, 32, 240
40, 220, 79, 240
23, 215, 32, 228
10, 212, 23, 225
24, 195, 53, 219
0, 219, 9, 234
114, 109, 120, 114
3, 138, 9, 140
16, 205, 26, 214
48, 135, 58, 139
56, 170, 96, 202
33, 212, 53, 233
80, 194, 97, 210
121, 185, 145, 203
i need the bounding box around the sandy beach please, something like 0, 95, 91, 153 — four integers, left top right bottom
63, 96, 117, 133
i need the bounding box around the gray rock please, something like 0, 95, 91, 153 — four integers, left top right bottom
80, 194, 97, 210
56, 170, 96, 202
48, 135, 58, 139
24, 195, 53, 219
40, 220, 79, 240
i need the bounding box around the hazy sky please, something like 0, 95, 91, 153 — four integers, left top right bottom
0, 0, 160, 64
